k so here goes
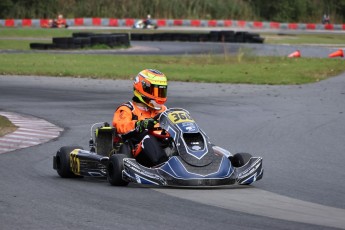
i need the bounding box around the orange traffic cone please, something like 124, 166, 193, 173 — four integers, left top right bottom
288, 50, 301, 58
328, 49, 344, 58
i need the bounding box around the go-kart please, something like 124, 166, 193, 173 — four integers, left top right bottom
53, 108, 263, 186
132, 19, 158, 29
41, 19, 69, 28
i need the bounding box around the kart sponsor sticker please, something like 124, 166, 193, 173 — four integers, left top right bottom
238, 159, 261, 178
177, 122, 198, 133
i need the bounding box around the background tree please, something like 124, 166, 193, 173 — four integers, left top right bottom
0, 0, 344, 23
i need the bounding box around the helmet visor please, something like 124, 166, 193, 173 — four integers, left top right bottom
142, 82, 167, 98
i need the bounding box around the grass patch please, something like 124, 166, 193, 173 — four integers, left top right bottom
0, 39, 52, 50
0, 28, 76, 38
0, 115, 17, 137
263, 33, 345, 45
0, 53, 344, 84
0, 28, 344, 85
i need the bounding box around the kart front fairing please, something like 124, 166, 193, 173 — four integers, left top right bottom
159, 108, 215, 166
122, 108, 263, 186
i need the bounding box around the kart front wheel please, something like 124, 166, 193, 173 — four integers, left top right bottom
55, 146, 83, 178
230, 152, 252, 167
107, 154, 129, 186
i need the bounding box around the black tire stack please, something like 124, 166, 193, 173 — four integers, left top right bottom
130, 30, 264, 43
30, 33, 130, 50
29, 30, 263, 50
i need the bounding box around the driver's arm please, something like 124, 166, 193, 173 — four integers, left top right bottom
112, 106, 137, 134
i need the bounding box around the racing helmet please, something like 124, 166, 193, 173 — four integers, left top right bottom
133, 69, 167, 110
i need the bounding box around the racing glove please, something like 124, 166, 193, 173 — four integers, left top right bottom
136, 118, 156, 133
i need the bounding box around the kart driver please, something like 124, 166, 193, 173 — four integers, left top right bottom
112, 69, 168, 167
143, 14, 152, 27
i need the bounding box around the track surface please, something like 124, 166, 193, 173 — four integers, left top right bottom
1, 74, 345, 230
1, 41, 344, 58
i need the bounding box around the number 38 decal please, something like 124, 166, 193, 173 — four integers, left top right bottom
168, 111, 194, 123
70, 149, 81, 175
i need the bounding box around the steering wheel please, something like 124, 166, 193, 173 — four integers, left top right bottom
152, 112, 162, 121
148, 129, 170, 139
148, 112, 170, 139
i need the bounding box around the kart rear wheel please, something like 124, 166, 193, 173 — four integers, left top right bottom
230, 152, 252, 167
55, 146, 83, 178
107, 154, 129, 186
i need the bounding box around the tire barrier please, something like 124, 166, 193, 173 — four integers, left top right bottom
29, 31, 263, 50
30, 33, 130, 50
130, 31, 264, 43
1, 18, 345, 31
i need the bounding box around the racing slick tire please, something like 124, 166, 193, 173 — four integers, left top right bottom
230, 152, 252, 167
107, 154, 129, 186
55, 146, 83, 178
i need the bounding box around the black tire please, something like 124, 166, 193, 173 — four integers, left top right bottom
251, 36, 265, 44
54, 43, 69, 49
52, 37, 74, 45
107, 154, 129, 186
220, 30, 235, 42
235, 32, 247, 43
45, 44, 56, 49
141, 34, 152, 41
90, 35, 108, 46
230, 152, 252, 167
30, 43, 50, 50
118, 142, 132, 158
209, 31, 220, 42
55, 146, 83, 178
77, 37, 91, 48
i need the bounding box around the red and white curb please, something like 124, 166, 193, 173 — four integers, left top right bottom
0, 111, 63, 154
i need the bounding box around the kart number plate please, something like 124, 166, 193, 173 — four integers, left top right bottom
168, 111, 194, 124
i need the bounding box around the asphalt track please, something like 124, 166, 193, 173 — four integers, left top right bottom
1, 40, 344, 58
1, 70, 345, 229
1, 31, 345, 229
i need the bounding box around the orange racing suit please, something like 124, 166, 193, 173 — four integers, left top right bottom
112, 101, 167, 159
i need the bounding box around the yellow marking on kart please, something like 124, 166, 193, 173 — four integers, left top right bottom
95, 127, 113, 137
168, 111, 194, 124
70, 149, 81, 175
